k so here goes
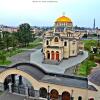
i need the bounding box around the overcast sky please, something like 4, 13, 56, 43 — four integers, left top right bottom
0, 0, 100, 27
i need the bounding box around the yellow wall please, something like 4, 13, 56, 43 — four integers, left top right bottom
0, 68, 91, 100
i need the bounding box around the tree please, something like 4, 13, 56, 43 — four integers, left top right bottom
0, 51, 6, 63
11, 32, 19, 50
2, 31, 11, 51
18, 23, 32, 47
0, 34, 5, 50
83, 34, 88, 38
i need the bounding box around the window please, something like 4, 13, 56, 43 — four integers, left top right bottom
72, 50, 75, 54
54, 37, 59, 42
64, 41, 67, 46
72, 41, 75, 45
46, 51, 50, 59
46, 40, 49, 45
78, 96, 82, 100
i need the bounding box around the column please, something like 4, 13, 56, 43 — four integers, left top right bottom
19, 75, 22, 85
8, 82, 12, 93
0, 82, 4, 91
25, 86, 29, 97
11, 74, 15, 84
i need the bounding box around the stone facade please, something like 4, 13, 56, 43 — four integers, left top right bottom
0, 68, 88, 100
43, 16, 84, 64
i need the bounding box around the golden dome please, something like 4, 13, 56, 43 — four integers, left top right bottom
55, 16, 72, 23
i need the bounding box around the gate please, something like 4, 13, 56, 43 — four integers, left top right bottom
12, 85, 26, 95
12, 85, 36, 97
28, 86, 35, 97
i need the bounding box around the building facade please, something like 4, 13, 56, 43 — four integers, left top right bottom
43, 16, 84, 64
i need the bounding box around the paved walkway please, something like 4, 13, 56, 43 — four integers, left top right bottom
30, 49, 88, 74
0, 91, 33, 100
88, 81, 100, 100
8, 49, 37, 66
88, 63, 100, 100
90, 63, 100, 73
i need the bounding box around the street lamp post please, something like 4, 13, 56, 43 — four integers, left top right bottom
97, 33, 100, 47
48, 86, 50, 100
70, 89, 74, 100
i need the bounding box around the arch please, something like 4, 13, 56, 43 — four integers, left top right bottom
64, 41, 67, 46
62, 91, 70, 100
78, 96, 82, 100
46, 51, 50, 59
56, 51, 59, 61
50, 89, 59, 100
0, 68, 40, 90
51, 51, 55, 60
39, 87, 47, 98
72, 41, 75, 45
46, 40, 49, 45
54, 37, 59, 42
4, 74, 13, 90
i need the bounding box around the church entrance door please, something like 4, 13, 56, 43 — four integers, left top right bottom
51, 51, 54, 60
56, 51, 59, 61
62, 91, 70, 100
50, 89, 59, 100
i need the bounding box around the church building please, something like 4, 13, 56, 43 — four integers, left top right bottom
43, 15, 84, 64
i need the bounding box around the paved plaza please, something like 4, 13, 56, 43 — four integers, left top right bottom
30, 49, 88, 74
0, 91, 33, 100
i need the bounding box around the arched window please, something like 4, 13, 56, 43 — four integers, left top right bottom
72, 41, 75, 45
54, 37, 59, 42
39, 87, 47, 98
72, 50, 75, 54
46, 51, 50, 59
64, 41, 67, 46
62, 91, 70, 100
78, 96, 82, 100
50, 89, 59, 100
46, 40, 49, 45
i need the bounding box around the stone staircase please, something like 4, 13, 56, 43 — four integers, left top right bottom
42, 59, 60, 65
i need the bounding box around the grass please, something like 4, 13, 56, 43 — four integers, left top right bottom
23, 38, 43, 49
0, 91, 3, 95
75, 40, 99, 76
0, 38, 43, 66
83, 40, 97, 52
5, 49, 24, 57
0, 60, 12, 66
76, 60, 97, 76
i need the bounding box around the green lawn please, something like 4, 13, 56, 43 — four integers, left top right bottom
76, 40, 99, 76
76, 60, 97, 76
0, 91, 3, 95
5, 49, 24, 57
0, 38, 43, 66
23, 38, 43, 49
83, 40, 97, 52
0, 60, 11, 66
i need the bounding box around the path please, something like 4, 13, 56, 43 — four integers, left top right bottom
0, 91, 33, 100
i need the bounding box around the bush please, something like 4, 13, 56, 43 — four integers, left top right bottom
76, 60, 97, 76
94, 56, 100, 63
89, 54, 94, 60
0, 51, 6, 63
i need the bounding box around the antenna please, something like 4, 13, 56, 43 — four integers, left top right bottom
93, 18, 95, 29
62, 12, 65, 16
